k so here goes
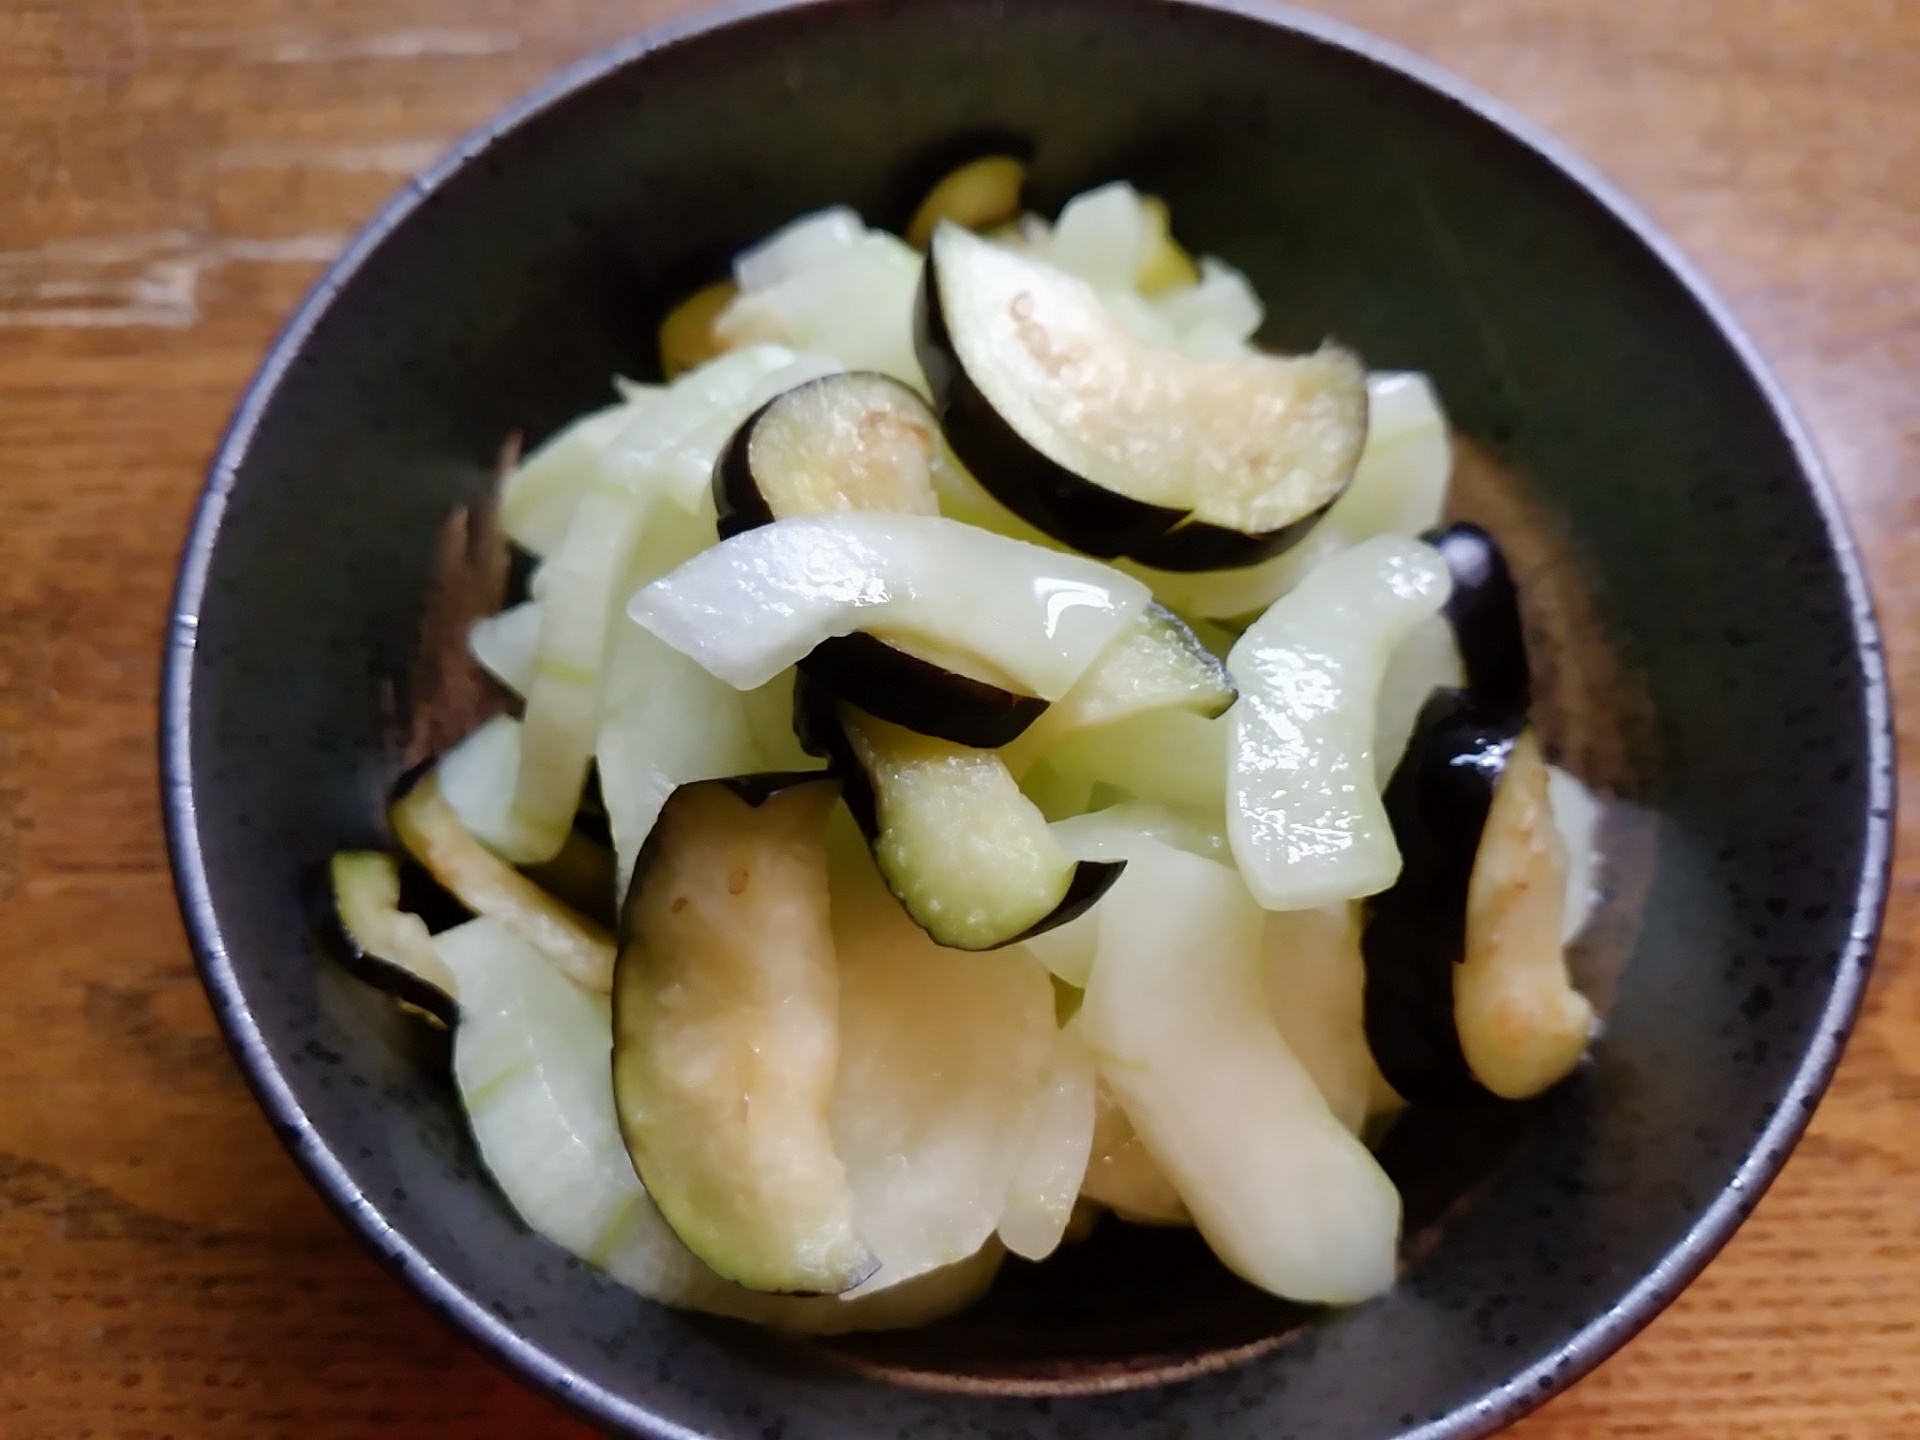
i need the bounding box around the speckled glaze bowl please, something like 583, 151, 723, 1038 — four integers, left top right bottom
161, 1, 1893, 1436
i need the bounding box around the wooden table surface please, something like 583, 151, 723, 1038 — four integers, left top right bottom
2, 1, 1915, 1435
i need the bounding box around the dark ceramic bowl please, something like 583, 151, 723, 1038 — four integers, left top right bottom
161, 1, 1894, 1436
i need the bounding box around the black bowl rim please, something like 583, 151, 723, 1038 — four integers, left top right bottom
159, 1, 1896, 1436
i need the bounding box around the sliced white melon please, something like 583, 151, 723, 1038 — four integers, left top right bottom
500, 396, 657, 557
1077, 837, 1400, 1303
1226, 533, 1452, 909
504, 347, 839, 862
733, 206, 867, 292
995, 1020, 1097, 1262
1373, 611, 1468, 783
1039, 705, 1229, 822
1261, 903, 1390, 1135
468, 600, 541, 698
596, 619, 814, 899
719, 222, 927, 392
437, 917, 999, 1331
826, 810, 1058, 1294
437, 714, 524, 856
1079, 1080, 1189, 1225
628, 512, 1149, 697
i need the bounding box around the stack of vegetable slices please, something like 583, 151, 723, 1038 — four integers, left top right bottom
320, 156, 1605, 1329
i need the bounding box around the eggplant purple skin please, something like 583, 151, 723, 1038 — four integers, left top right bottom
1425, 521, 1531, 714
308, 862, 462, 1026
712, 389, 784, 540
799, 632, 1048, 748
915, 262, 1189, 561
713, 376, 1051, 748
1125, 505, 1337, 573
789, 670, 1127, 948
1362, 687, 1523, 1106
914, 254, 1347, 572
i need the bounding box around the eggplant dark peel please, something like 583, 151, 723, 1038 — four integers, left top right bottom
916, 224, 1368, 570
319, 851, 459, 1025
832, 703, 1123, 950
611, 775, 877, 1295
1362, 691, 1591, 1104
1424, 522, 1530, 714
390, 769, 616, 993
714, 372, 943, 539
715, 372, 1049, 748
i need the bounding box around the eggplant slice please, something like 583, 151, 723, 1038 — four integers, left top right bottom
801, 685, 1123, 950
1425, 521, 1530, 714
316, 850, 460, 1024
917, 224, 1368, 569
612, 774, 876, 1295
714, 373, 1047, 746
1362, 691, 1591, 1104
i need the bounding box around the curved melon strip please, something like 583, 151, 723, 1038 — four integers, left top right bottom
1226, 534, 1451, 909
1261, 903, 1392, 1136
437, 917, 1000, 1332
1079, 1081, 1188, 1226
503, 347, 840, 862
500, 398, 655, 558
826, 810, 1059, 1295
468, 600, 541, 698
1078, 838, 1400, 1304
595, 619, 814, 899
995, 1020, 1097, 1262
629, 512, 1148, 698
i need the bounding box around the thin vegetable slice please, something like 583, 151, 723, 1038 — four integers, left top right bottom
717, 216, 927, 391
1226, 533, 1452, 909
628, 511, 1150, 698
595, 618, 817, 899
1363, 693, 1592, 1103
438, 915, 1001, 1331
391, 769, 616, 992
918, 223, 1367, 568
612, 776, 873, 1294
1079, 1081, 1189, 1226
1261, 903, 1385, 1135
506, 347, 840, 862
715, 371, 1047, 747
826, 807, 1060, 1292
1078, 837, 1401, 1303
1457, 728, 1594, 1099
995, 1020, 1097, 1261
998, 604, 1235, 776
837, 705, 1124, 951
320, 851, 458, 1023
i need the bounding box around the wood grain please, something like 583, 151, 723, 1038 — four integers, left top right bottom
0, 1, 1913, 1435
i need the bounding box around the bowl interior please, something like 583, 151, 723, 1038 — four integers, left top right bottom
168, 1, 1887, 1436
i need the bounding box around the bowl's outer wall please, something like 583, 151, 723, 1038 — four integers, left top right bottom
170, 1, 1888, 1437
